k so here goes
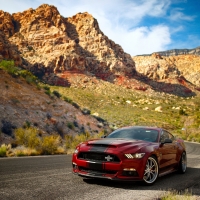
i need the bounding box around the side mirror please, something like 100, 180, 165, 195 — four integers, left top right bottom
161, 138, 172, 144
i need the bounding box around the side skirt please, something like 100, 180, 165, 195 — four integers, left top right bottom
159, 168, 177, 177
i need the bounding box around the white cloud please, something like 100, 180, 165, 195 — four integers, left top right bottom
169, 8, 196, 21
106, 25, 171, 56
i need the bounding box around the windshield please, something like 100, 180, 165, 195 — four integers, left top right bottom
107, 127, 159, 142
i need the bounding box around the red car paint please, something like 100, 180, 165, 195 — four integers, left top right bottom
72, 126, 186, 184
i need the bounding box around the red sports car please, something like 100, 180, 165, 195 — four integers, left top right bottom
72, 126, 187, 185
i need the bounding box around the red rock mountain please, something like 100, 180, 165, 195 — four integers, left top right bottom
0, 4, 200, 96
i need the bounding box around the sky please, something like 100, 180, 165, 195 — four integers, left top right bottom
0, 0, 200, 56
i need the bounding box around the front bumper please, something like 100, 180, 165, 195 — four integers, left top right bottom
72, 153, 147, 181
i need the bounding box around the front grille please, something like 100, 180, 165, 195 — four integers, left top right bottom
79, 167, 117, 175
78, 152, 120, 163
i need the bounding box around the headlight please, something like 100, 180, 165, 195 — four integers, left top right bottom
125, 153, 145, 159
74, 148, 79, 154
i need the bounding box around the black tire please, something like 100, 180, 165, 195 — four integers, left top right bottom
143, 156, 159, 185
179, 151, 187, 174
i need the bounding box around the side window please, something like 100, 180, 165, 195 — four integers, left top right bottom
160, 131, 169, 143
168, 132, 175, 141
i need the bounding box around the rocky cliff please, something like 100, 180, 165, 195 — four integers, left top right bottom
133, 54, 200, 88
0, 4, 135, 85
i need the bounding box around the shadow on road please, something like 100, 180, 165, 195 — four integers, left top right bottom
83, 167, 200, 196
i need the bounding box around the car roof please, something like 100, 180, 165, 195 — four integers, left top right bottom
118, 126, 163, 132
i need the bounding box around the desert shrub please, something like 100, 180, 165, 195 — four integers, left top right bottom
69, 134, 88, 150
40, 135, 61, 155
73, 121, 79, 127
46, 112, 52, 119
36, 84, 41, 90
65, 131, 104, 151
23, 120, 31, 128
72, 102, 80, 109
0, 60, 20, 77
15, 127, 40, 149
82, 108, 91, 115
0, 60, 38, 84
45, 90, 51, 96
19, 70, 37, 84
179, 109, 187, 116
161, 189, 193, 200
52, 90, 61, 98
15, 150, 26, 157
1, 119, 13, 136
187, 132, 200, 143
0, 144, 12, 157
0, 144, 7, 157
65, 135, 74, 149
67, 122, 75, 130
63, 96, 73, 103
14, 147, 38, 157
43, 85, 50, 91
56, 146, 66, 154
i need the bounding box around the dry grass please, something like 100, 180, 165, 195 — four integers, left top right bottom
50, 84, 200, 142
161, 190, 197, 200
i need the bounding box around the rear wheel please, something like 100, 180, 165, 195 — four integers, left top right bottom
143, 156, 158, 185
179, 152, 187, 173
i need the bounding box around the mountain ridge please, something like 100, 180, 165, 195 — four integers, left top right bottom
136, 46, 200, 57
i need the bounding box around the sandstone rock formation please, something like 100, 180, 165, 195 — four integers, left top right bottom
133, 54, 200, 87
0, 11, 22, 65
0, 4, 135, 85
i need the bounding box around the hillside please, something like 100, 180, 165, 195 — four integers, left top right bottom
0, 65, 110, 145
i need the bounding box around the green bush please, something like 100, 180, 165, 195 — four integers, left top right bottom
63, 96, 73, 103
45, 90, 51, 96
67, 122, 75, 130
23, 120, 31, 128
53, 90, 61, 98
0, 60, 20, 77
43, 86, 50, 91
0, 60, 38, 84
0, 144, 7, 157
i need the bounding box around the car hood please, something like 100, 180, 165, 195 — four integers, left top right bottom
79, 138, 154, 153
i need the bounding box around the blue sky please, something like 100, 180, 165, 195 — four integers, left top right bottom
1, 0, 199, 56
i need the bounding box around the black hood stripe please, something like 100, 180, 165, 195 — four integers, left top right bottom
89, 139, 114, 152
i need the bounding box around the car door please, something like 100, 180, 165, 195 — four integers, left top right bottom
159, 130, 177, 172
168, 131, 179, 166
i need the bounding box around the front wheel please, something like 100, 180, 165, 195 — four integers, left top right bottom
179, 152, 187, 174
143, 156, 159, 185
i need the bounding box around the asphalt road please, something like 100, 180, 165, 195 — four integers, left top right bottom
0, 142, 200, 200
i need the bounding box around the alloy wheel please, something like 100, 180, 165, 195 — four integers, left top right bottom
143, 156, 158, 184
